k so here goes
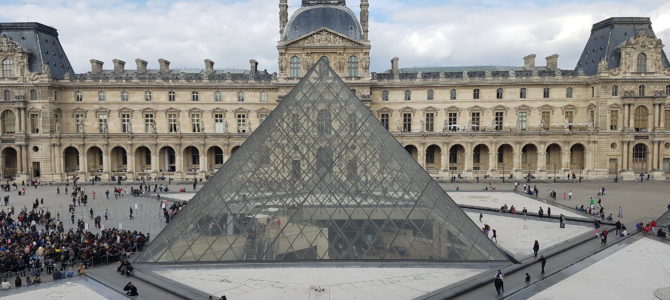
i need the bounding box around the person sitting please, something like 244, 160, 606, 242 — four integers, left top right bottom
77, 263, 87, 275
26, 277, 33, 286
124, 282, 139, 296
658, 229, 667, 238
14, 276, 21, 287
32, 275, 41, 284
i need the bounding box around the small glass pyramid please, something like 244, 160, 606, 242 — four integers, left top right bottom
136, 58, 506, 263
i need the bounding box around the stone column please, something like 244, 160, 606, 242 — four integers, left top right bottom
562, 145, 571, 170
16, 145, 23, 174
660, 104, 666, 129
464, 143, 473, 172
623, 104, 629, 130
418, 143, 426, 168
440, 143, 449, 171
127, 150, 135, 179
151, 147, 159, 173
621, 141, 627, 171
79, 148, 87, 179
512, 145, 521, 172
199, 147, 207, 174
537, 146, 547, 172
651, 104, 657, 132
489, 144, 497, 171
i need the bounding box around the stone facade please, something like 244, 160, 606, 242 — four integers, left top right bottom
0, 2, 669, 182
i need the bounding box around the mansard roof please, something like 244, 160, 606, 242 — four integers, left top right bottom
283, 2, 362, 41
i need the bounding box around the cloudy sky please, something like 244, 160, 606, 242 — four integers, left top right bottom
1, 0, 669, 73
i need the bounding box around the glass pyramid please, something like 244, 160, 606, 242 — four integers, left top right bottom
136, 59, 506, 263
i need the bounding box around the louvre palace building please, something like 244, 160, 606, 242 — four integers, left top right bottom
0, 0, 669, 182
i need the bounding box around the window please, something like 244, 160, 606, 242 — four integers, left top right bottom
290, 56, 301, 77
612, 85, 618, 96
450, 89, 457, 100
634, 106, 648, 132
639, 85, 646, 96
237, 114, 247, 133
450, 148, 458, 164
214, 148, 224, 165
590, 87, 595, 97
404, 90, 411, 101
471, 112, 480, 131
75, 91, 83, 102
260, 91, 268, 102
565, 111, 574, 130
214, 91, 222, 102
292, 159, 301, 180
402, 113, 412, 132
427, 90, 434, 101
473, 147, 481, 164
494, 111, 504, 131
566, 87, 573, 98
317, 109, 332, 136
541, 111, 551, 130
2, 58, 13, 77
316, 147, 333, 175
425, 113, 434, 132
144, 114, 155, 133
168, 113, 178, 133
610, 110, 618, 130
666, 85, 670, 97
121, 113, 131, 133
121, 91, 129, 102
520, 88, 527, 99
348, 56, 358, 77
168, 91, 176, 102
473, 89, 480, 99
237, 91, 244, 102
543, 87, 550, 98
496, 88, 503, 99
191, 113, 202, 133
633, 144, 647, 163
448, 112, 458, 131
192, 91, 199, 102
144, 91, 152, 101
191, 148, 200, 165
3, 90, 9, 101
98, 114, 108, 133
30, 90, 37, 100
98, 91, 105, 101
665, 110, 670, 130
259, 113, 268, 123
30, 113, 40, 134
518, 111, 527, 130
291, 113, 300, 133
75, 113, 84, 133
1, 111, 15, 134
637, 53, 647, 72
380, 113, 389, 130
381, 90, 389, 101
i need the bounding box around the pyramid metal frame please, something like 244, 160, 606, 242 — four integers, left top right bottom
136, 58, 507, 264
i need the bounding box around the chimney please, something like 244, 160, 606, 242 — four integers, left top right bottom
112, 59, 126, 74
89, 59, 103, 74
545, 54, 559, 70
523, 54, 536, 70
391, 57, 399, 73
158, 58, 170, 73
135, 59, 148, 74
249, 59, 258, 76
279, 0, 288, 35
360, 0, 369, 40
204, 59, 215, 73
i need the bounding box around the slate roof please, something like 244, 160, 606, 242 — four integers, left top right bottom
283, 4, 363, 41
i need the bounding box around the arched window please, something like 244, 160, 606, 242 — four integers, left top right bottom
290, 56, 301, 78
1, 58, 13, 77
404, 90, 411, 101
450, 89, 457, 100
612, 85, 618, 96
637, 53, 647, 72
639, 85, 646, 96
3, 90, 10, 101
632, 143, 647, 163
634, 106, 649, 132
348, 56, 359, 77
1, 110, 15, 134
566, 87, 573, 98
496, 88, 503, 99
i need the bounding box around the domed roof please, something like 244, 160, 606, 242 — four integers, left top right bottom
283, 5, 363, 41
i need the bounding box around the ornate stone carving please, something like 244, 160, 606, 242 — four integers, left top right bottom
291, 30, 359, 47
0, 35, 27, 53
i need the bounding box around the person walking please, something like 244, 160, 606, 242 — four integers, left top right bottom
601, 229, 609, 245
129, 207, 134, 220
538, 207, 544, 218
547, 207, 551, 218
559, 214, 565, 228
533, 240, 540, 258
568, 190, 572, 200
479, 213, 483, 223
492, 229, 497, 243
615, 220, 622, 235
525, 273, 531, 285
494, 276, 504, 296
522, 207, 527, 220
539, 255, 546, 274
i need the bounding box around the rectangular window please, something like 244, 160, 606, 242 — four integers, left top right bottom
145, 91, 152, 101
380, 113, 389, 130
450, 89, 457, 100
448, 112, 458, 131
404, 90, 411, 101
214, 91, 222, 102
541, 111, 551, 130
144, 114, 155, 133
382, 90, 389, 101
30, 113, 39, 134
292, 160, 301, 180
473, 89, 480, 99
192, 91, 199, 102
612, 85, 618, 96
402, 113, 412, 132
317, 109, 332, 136
471, 112, 480, 131
30, 90, 37, 100
98, 114, 108, 133
543, 88, 550, 98
211, 113, 223, 133
191, 113, 202, 133
168, 91, 176, 102
75, 114, 84, 133
121, 91, 128, 102
518, 111, 527, 130
237, 91, 245, 102
665, 110, 670, 130
168, 113, 178, 133
237, 114, 247, 133
494, 111, 504, 131
610, 110, 618, 130
121, 113, 131, 133
98, 91, 105, 102
425, 113, 434, 132
75, 91, 83, 102
427, 90, 434, 101
565, 111, 574, 124
520, 88, 527, 99
260, 92, 268, 102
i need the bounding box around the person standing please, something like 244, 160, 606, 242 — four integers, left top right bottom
547, 207, 551, 218
539, 255, 546, 274
568, 190, 572, 200
618, 206, 623, 218
533, 240, 540, 258
522, 207, 527, 220
129, 207, 134, 220
104, 208, 109, 221
601, 229, 609, 245
479, 213, 483, 223
105, 189, 110, 200
492, 229, 497, 243
559, 214, 565, 228
525, 273, 531, 285
615, 220, 622, 235
538, 207, 544, 218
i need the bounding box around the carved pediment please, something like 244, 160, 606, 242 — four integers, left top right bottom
284, 28, 365, 48
516, 104, 532, 111
539, 104, 554, 112
400, 106, 415, 113
492, 105, 508, 112
0, 35, 28, 53
423, 106, 438, 112
445, 106, 460, 112
377, 107, 393, 113
468, 105, 485, 112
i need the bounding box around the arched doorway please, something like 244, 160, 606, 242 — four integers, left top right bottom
425, 145, 441, 169
63, 146, 80, 174
473, 144, 490, 174
134, 146, 152, 174
404, 145, 418, 161
449, 144, 465, 171
1, 110, 15, 134
570, 144, 586, 172
86, 146, 103, 174
632, 143, 648, 173
546, 144, 562, 173
183, 146, 200, 172
159, 146, 176, 172
497, 144, 513, 173
207, 146, 224, 172
521, 144, 538, 172
1, 147, 17, 178
110, 146, 128, 172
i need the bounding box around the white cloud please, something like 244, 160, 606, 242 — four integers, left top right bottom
0, 0, 668, 73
